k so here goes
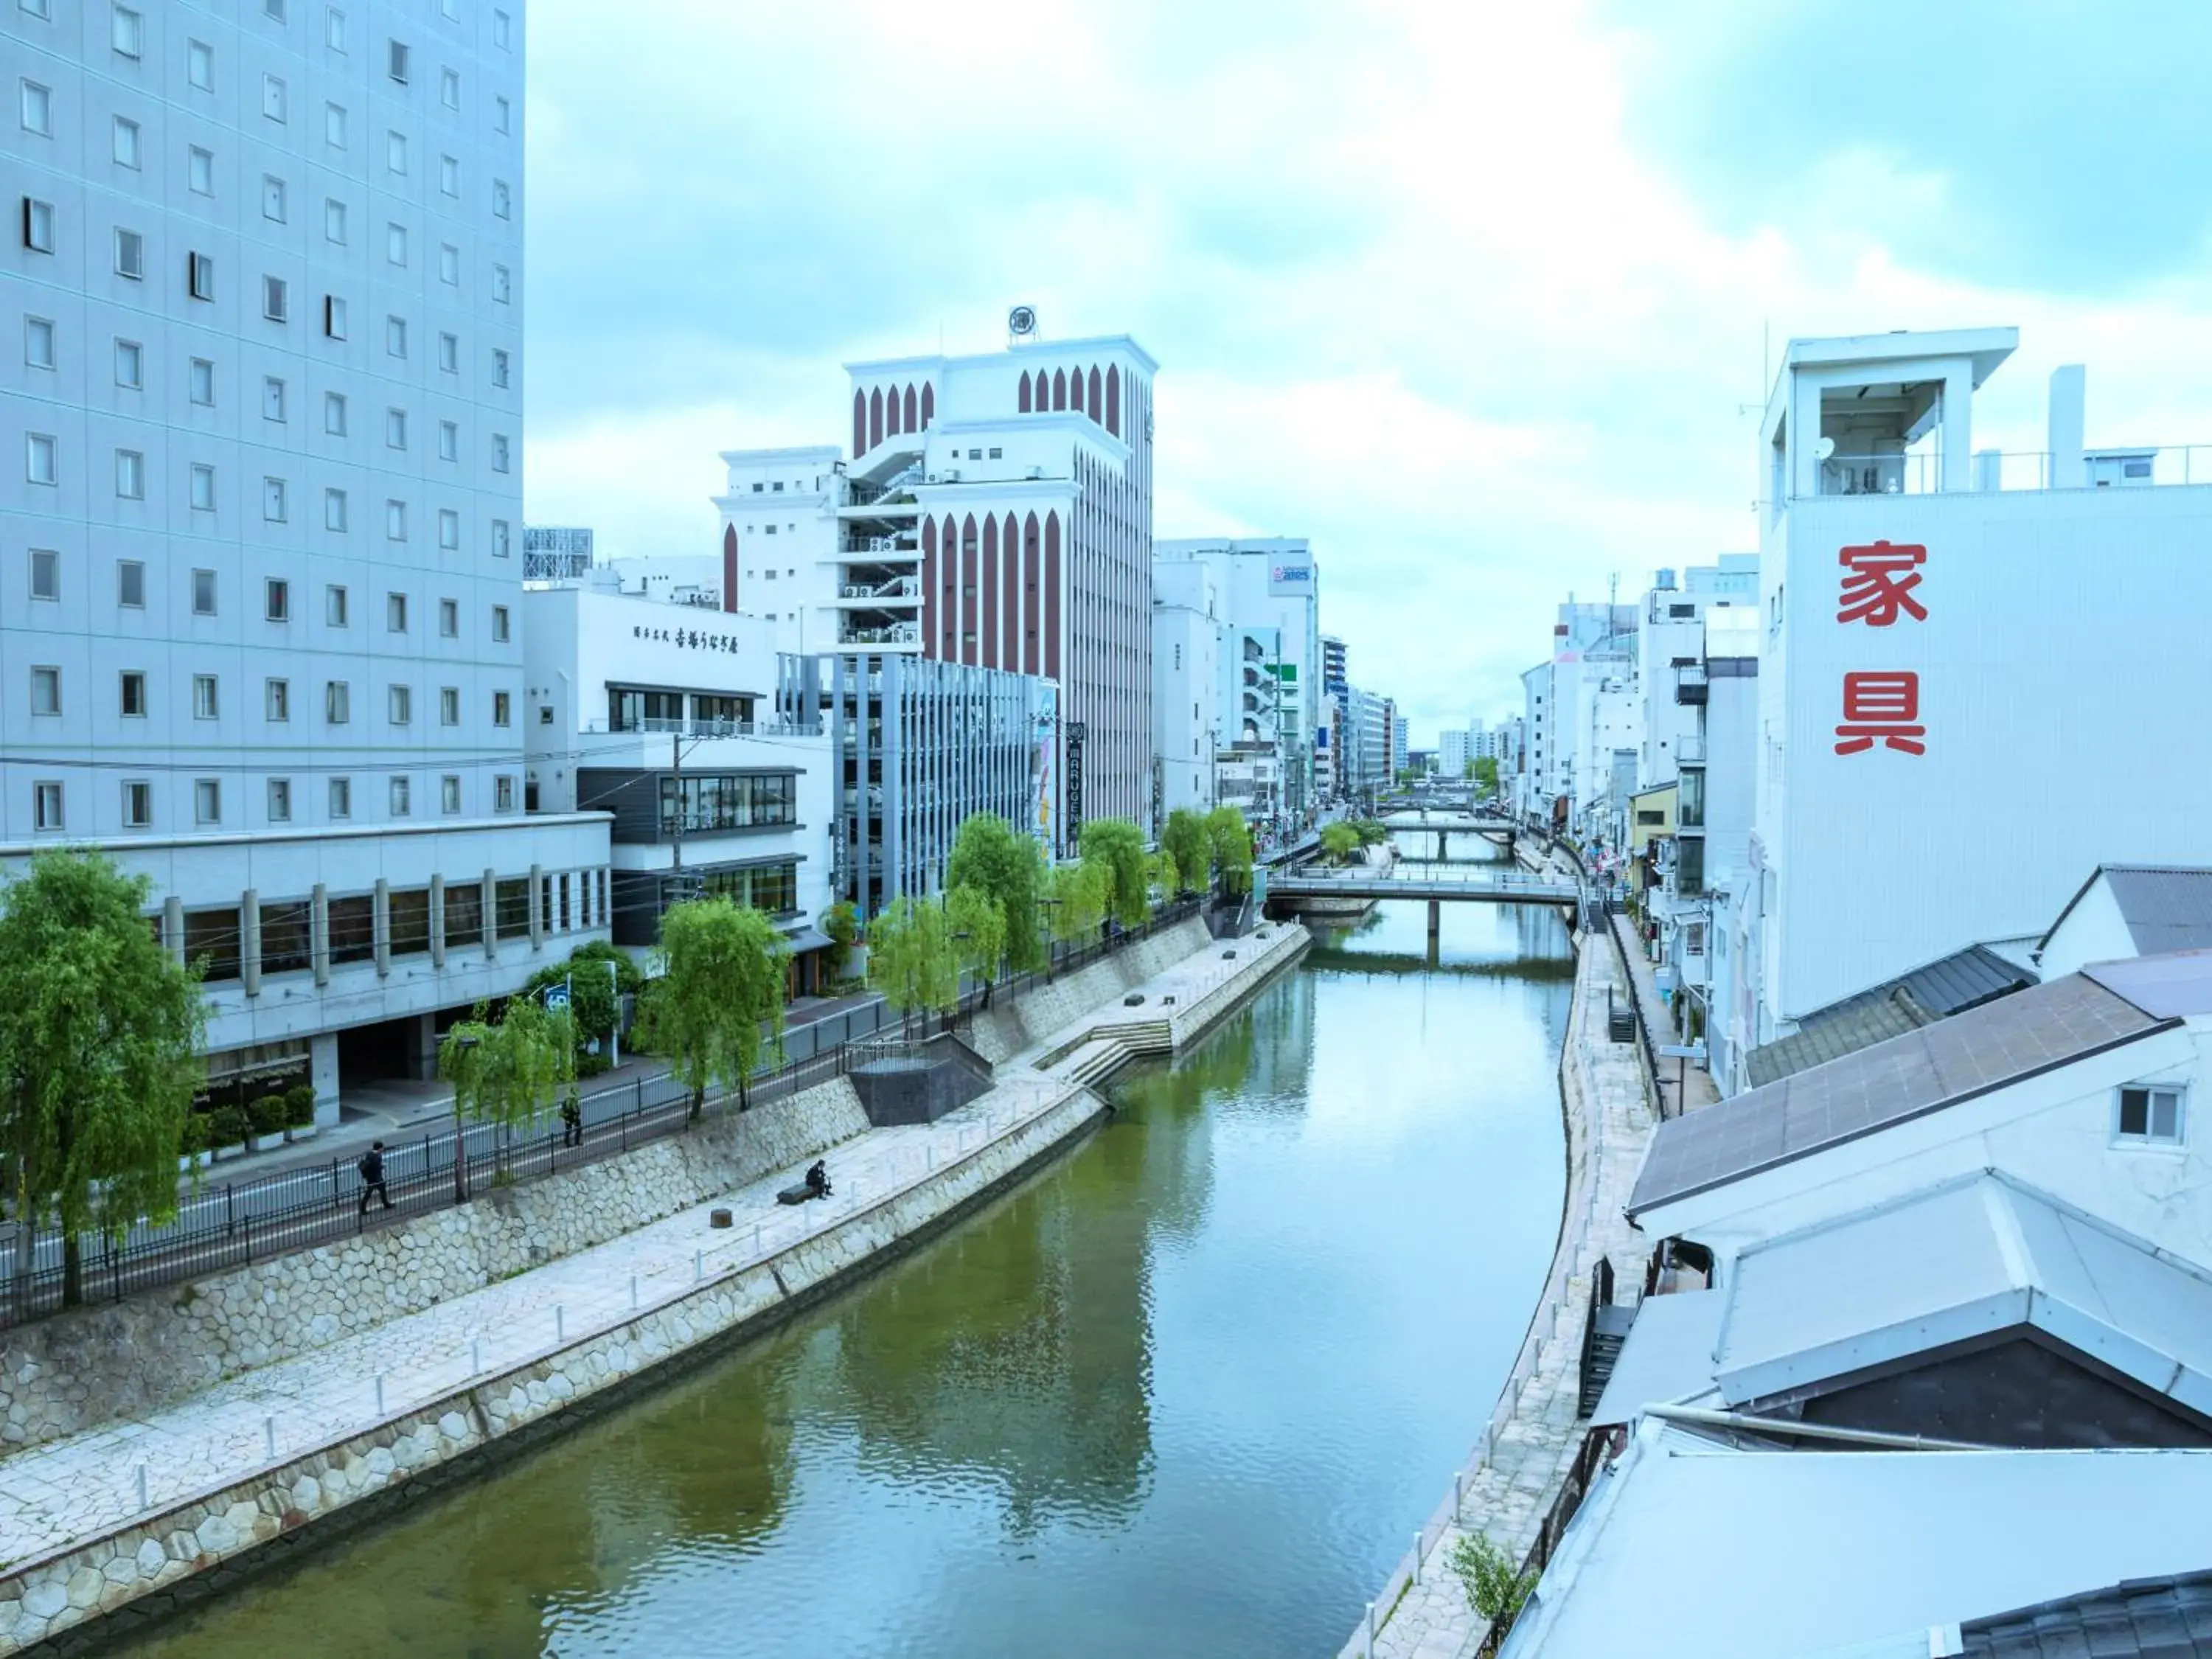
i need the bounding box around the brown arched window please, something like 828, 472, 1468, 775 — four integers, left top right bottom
1018, 371, 1032, 414
940, 516, 960, 658
960, 514, 981, 666
1043, 511, 1062, 679
921, 382, 934, 428
1105, 368, 1120, 436
902, 384, 917, 434
1023, 512, 1043, 675
886, 383, 901, 439
1087, 366, 1102, 422
852, 390, 866, 458
1052, 368, 1068, 411
721, 524, 739, 616
1001, 512, 1021, 669
868, 387, 883, 451
920, 518, 938, 658
980, 516, 1000, 669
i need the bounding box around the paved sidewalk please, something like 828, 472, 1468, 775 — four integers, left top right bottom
1347, 905, 1658, 1659
1608, 912, 1720, 1115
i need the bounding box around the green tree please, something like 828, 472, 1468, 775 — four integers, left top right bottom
947, 813, 1047, 973
1450, 1531, 1537, 1626
1473, 756, 1500, 791
1079, 817, 1151, 929
821, 900, 860, 952
1320, 821, 1362, 864
641, 897, 788, 1120
521, 941, 637, 1070
1351, 818, 1391, 846
866, 895, 959, 1035
1204, 806, 1255, 897
437, 996, 576, 1199
0, 852, 205, 1313
1160, 807, 1212, 895
1045, 859, 1107, 949
1147, 848, 1180, 902
945, 885, 1008, 1009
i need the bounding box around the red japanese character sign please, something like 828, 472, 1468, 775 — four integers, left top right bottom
1834, 671, 1925, 754
1837, 540, 1928, 626
1834, 540, 1928, 757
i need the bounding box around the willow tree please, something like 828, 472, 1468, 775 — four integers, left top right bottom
945, 884, 1008, 1009
1079, 817, 1152, 929
1046, 859, 1108, 950
1161, 808, 1212, 895
0, 852, 204, 1313
644, 897, 788, 1119
1205, 807, 1255, 897
1321, 822, 1363, 865
946, 813, 1046, 973
437, 995, 576, 1199
867, 896, 960, 1036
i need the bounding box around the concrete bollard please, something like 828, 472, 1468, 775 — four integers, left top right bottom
1455, 1470, 1464, 1520
473, 1337, 482, 1375
375, 1374, 386, 1416
264, 1416, 276, 1460
555, 1304, 565, 1342
694, 1250, 703, 1283
136, 1464, 148, 1512
1412, 1531, 1422, 1584
630, 1275, 639, 1311
1366, 1600, 1377, 1655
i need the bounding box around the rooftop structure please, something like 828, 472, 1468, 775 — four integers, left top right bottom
2040, 866, 2212, 978
1744, 942, 2038, 1088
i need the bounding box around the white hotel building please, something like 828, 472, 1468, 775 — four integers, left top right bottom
1, 0, 611, 1116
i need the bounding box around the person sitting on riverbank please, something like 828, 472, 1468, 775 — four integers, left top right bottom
805, 1159, 831, 1199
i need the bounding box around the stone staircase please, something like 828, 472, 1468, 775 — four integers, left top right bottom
1043, 1020, 1175, 1087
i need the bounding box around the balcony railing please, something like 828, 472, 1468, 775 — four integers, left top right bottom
842, 536, 919, 557
582, 717, 820, 739
1673, 732, 1706, 764
1809, 445, 2212, 498
841, 622, 920, 646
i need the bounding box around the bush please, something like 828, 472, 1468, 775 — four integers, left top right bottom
576, 1048, 612, 1079
284, 1083, 316, 1127
248, 1094, 288, 1136
179, 1114, 212, 1156
822, 900, 860, 950
210, 1105, 250, 1147
1450, 1532, 1537, 1625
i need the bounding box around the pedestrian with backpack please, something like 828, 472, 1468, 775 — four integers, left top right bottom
358, 1140, 393, 1216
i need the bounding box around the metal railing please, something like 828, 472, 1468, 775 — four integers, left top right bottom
580, 717, 821, 739
1810, 444, 2212, 498
0, 898, 1204, 1330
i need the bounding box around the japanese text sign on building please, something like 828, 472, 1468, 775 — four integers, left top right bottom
1835, 540, 1928, 757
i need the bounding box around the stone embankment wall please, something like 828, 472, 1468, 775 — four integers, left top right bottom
0, 1080, 869, 1456
0, 1084, 1106, 1657
965, 917, 1211, 1064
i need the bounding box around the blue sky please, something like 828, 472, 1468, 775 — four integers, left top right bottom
521, 0, 2212, 744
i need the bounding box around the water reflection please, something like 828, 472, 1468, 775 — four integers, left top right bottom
125, 898, 1570, 1659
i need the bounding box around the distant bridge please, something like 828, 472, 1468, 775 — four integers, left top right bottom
1267, 869, 1582, 905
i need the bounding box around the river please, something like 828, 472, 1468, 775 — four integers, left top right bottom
122, 884, 1571, 1659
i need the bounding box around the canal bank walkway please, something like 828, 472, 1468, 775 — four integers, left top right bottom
0, 926, 1307, 1652
1608, 911, 1720, 1116
1340, 905, 1658, 1659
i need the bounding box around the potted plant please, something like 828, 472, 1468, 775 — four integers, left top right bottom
283, 1082, 319, 1141
210, 1105, 251, 1162
178, 1114, 213, 1173
247, 1093, 288, 1152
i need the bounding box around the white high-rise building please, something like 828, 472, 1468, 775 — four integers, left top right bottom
1, 0, 607, 1116
1152, 557, 1221, 818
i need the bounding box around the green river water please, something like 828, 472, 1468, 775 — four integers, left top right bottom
121, 886, 1571, 1659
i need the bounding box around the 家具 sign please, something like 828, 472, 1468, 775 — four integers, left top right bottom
1833, 540, 1927, 757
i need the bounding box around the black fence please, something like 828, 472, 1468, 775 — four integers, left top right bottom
0, 896, 1206, 1330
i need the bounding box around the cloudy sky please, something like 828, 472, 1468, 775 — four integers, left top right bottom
521, 0, 2212, 745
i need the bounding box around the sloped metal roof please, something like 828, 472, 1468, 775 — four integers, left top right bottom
1958, 1569, 2212, 1658
1745, 944, 2037, 1088
1630, 973, 2170, 1217
1590, 1289, 1725, 1427
2040, 865, 2212, 958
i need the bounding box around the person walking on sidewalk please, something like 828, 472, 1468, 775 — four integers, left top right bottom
358, 1141, 393, 1216
560, 1090, 583, 1149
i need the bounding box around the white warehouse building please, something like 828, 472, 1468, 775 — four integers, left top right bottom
0, 0, 612, 1117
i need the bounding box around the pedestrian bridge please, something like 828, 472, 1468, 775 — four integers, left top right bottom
1268, 868, 1582, 905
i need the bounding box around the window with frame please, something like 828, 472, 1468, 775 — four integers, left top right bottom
328, 776, 350, 819
388, 684, 411, 725
492, 691, 510, 726
491, 605, 509, 642
491, 433, 509, 473
493, 9, 509, 47
122, 780, 151, 827
439, 242, 459, 285
119, 669, 145, 716
324, 390, 347, 434
385, 406, 407, 449
265, 678, 289, 721
440, 67, 459, 109
21, 80, 51, 136
189, 358, 214, 405
24, 198, 57, 254
386, 499, 407, 540
260, 901, 308, 976
33, 782, 63, 831
491, 263, 509, 303
115, 226, 143, 278
387, 38, 409, 83
262, 72, 286, 122
189, 463, 215, 510
442, 776, 463, 815
24, 316, 54, 368
114, 448, 144, 498
491, 519, 510, 558
29, 665, 60, 716
262, 275, 288, 322
324, 102, 345, 147
113, 116, 141, 168
493, 94, 509, 133
389, 775, 411, 816
326, 583, 349, 626
386, 591, 407, 632
263, 375, 285, 421
439, 420, 458, 461
267, 778, 292, 823
494, 776, 515, 813
265, 577, 289, 621
392, 888, 429, 956
189, 40, 213, 90
114, 338, 142, 386
27, 432, 57, 484
324, 197, 347, 243
329, 893, 373, 964
439, 597, 458, 636
2117, 1085, 2186, 1147
262, 476, 287, 521
188, 146, 212, 194
386, 315, 407, 357
386, 221, 406, 265
386, 130, 406, 173
111, 4, 142, 55
439, 686, 459, 725
117, 560, 145, 606
445, 875, 480, 939
325, 5, 345, 49
438, 508, 459, 549
189, 250, 214, 298
439, 331, 459, 373
325, 680, 350, 724
192, 673, 218, 719
493, 179, 509, 218
324, 487, 347, 531
262, 174, 286, 220
324, 294, 347, 338
29, 548, 58, 599
492, 348, 510, 389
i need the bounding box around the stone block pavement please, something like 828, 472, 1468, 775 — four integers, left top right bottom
0, 918, 1308, 1632
1340, 905, 1658, 1659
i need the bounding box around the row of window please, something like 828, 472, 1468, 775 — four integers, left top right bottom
18, 557, 512, 640
31, 770, 517, 833
19, 201, 515, 316
23, 664, 514, 730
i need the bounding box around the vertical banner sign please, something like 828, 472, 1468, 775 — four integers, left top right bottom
1032, 684, 1058, 841
1065, 720, 1087, 845
1833, 540, 1928, 756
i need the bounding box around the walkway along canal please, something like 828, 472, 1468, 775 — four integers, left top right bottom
79, 895, 1573, 1659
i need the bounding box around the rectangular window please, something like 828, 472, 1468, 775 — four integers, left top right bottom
493, 691, 511, 726
325, 681, 349, 723
29, 665, 60, 716
265, 678, 289, 721
189, 251, 214, 299
495, 877, 529, 935
439, 597, 458, 636
386, 499, 407, 540
262, 275, 288, 322
114, 338, 141, 386
439, 686, 459, 725
324, 102, 345, 147
189, 462, 215, 510
445, 880, 481, 949
491, 263, 509, 303
21, 81, 51, 136
439, 242, 459, 285
386, 221, 406, 265
493, 178, 510, 219
111, 5, 142, 55
329, 894, 373, 964
386, 130, 406, 173
387, 38, 409, 83
189, 358, 213, 405
438, 508, 459, 550
2117, 1085, 2186, 1147
386, 591, 407, 632
491, 433, 509, 473
262, 73, 286, 122
119, 669, 145, 716
27, 432, 57, 484
32, 782, 63, 832
115, 226, 143, 278
324, 294, 347, 338
440, 67, 459, 109
267, 779, 292, 823
265, 0, 287, 20
442, 776, 462, 815
115, 448, 144, 498
326, 584, 348, 626
29, 548, 58, 599
262, 476, 287, 521
495, 776, 515, 813
394, 888, 431, 952
263, 375, 285, 421
328, 777, 350, 819
494, 94, 509, 134
385, 407, 407, 449
493, 9, 510, 47
189, 40, 213, 90
439, 420, 459, 461
24, 316, 54, 368
193, 779, 222, 826
24, 198, 57, 254
388, 684, 411, 725
386, 315, 407, 357
491, 519, 511, 559
389, 775, 411, 816
118, 560, 145, 606
492, 347, 510, 388
324, 197, 347, 242
491, 605, 509, 642
324, 487, 347, 531
112, 116, 141, 169
192, 673, 218, 719
324, 392, 347, 434
325, 6, 345, 50
122, 780, 151, 827
439, 331, 459, 374
262, 174, 286, 220
265, 577, 289, 621
189, 146, 212, 194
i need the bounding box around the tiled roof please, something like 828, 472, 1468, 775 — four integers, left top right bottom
1959, 1569, 2212, 1657
2042, 865, 2212, 958
1745, 944, 2037, 1088
1630, 973, 2168, 1217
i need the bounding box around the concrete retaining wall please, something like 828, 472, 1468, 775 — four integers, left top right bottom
965, 917, 1213, 1064
0, 1081, 870, 1457
0, 1085, 1106, 1656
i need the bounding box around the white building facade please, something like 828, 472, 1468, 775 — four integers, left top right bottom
1151, 556, 1220, 819
0, 0, 599, 1115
